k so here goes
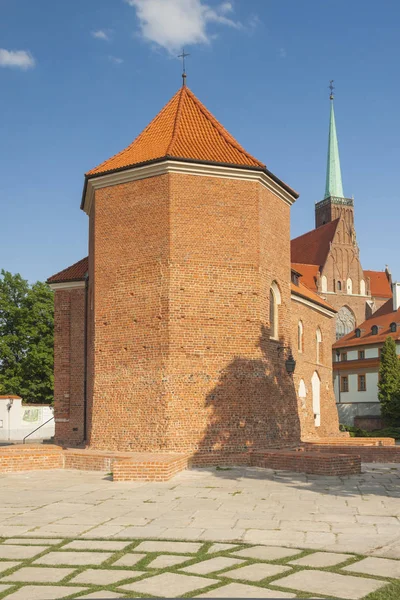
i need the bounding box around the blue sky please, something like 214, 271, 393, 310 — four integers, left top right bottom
1, 0, 399, 283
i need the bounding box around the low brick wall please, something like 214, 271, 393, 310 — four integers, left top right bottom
305, 437, 395, 447
113, 454, 190, 482
189, 453, 251, 468
304, 443, 400, 463
0, 445, 63, 473
251, 449, 361, 476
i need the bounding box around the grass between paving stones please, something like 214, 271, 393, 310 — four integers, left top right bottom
0, 537, 397, 599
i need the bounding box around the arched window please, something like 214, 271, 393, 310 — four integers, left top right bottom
346, 278, 353, 295
321, 275, 328, 293
336, 306, 356, 340
298, 320, 304, 353
298, 379, 307, 398
269, 281, 281, 340
316, 328, 322, 364
337, 281, 342, 291
390, 322, 397, 333
360, 279, 366, 296
312, 371, 321, 427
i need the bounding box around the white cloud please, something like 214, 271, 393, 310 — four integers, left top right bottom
279, 47, 287, 59
109, 55, 124, 64
92, 30, 110, 41
125, 0, 242, 54
0, 49, 35, 70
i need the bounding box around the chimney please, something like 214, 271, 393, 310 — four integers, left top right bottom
393, 282, 400, 311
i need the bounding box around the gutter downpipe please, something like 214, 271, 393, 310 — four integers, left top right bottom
83, 273, 89, 444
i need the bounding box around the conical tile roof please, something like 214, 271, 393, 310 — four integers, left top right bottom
87, 85, 265, 176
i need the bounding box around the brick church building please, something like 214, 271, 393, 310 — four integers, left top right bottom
291, 91, 392, 342
48, 82, 346, 458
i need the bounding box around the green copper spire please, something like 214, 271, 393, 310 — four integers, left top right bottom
324, 86, 344, 199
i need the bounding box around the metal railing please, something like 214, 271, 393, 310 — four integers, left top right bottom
23, 416, 54, 444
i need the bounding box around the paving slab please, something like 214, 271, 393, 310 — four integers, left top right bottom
195, 582, 296, 598
0, 586, 11, 595
1, 566, 75, 583
221, 562, 291, 582
233, 545, 302, 561
147, 554, 192, 568
0, 562, 21, 574
120, 572, 219, 597
75, 593, 126, 599
275, 569, 388, 599
207, 543, 238, 553
0, 545, 48, 560
110, 553, 147, 567
63, 540, 130, 551
134, 540, 202, 554
1, 585, 87, 600
289, 552, 352, 567
343, 556, 400, 578
3, 539, 63, 546
34, 551, 113, 566
181, 556, 244, 575
70, 568, 143, 585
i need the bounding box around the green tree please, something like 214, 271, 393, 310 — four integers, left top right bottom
378, 336, 400, 425
0, 270, 54, 403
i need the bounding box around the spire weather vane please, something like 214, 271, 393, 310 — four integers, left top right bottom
178, 48, 190, 85
329, 80, 335, 100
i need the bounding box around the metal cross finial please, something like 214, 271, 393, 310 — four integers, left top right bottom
329, 80, 335, 100
178, 48, 190, 85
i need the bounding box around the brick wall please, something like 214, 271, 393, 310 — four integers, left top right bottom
291, 300, 342, 440
54, 287, 85, 446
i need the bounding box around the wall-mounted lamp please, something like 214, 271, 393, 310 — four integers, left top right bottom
277, 346, 296, 375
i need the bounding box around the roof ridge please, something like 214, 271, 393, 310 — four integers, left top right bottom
183, 87, 265, 168
291, 218, 340, 243
166, 86, 186, 155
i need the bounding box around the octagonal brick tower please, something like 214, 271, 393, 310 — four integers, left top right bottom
81, 84, 300, 455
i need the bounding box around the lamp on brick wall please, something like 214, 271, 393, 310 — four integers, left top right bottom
277, 346, 296, 375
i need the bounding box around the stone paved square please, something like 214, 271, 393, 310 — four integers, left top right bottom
0, 585, 87, 600
34, 551, 113, 566
70, 568, 143, 585
111, 553, 147, 567
289, 551, 352, 567
195, 582, 296, 598
1, 566, 75, 583
233, 545, 302, 561
148, 554, 192, 568
120, 572, 219, 597
0, 586, 11, 595
275, 569, 388, 599
207, 544, 238, 553
343, 556, 400, 578
181, 556, 244, 575
221, 563, 291, 581
0, 546, 48, 560
134, 541, 202, 553
76, 593, 126, 599
63, 540, 130, 552
0, 562, 21, 574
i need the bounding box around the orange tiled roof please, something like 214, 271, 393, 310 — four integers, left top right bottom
333, 303, 400, 349
291, 219, 339, 267
291, 263, 319, 291
87, 86, 266, 176
291, 280, 336, 312
47, 257, 88, 284
364, 270, 392, 299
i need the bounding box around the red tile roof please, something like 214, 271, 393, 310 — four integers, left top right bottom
291, 263, 319, 291
87, 86, 266, 176
47, 257, 88, 284
333, 303, 400, 349
291, 275, 335, 312
364, 270, 392, 299
291, 219, 339, 267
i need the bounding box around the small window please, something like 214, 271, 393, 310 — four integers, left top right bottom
341, 352, 347, 361
371, 325, 378, 335
341, 376, 349, 392
298, 321, 304, 353
390, 322, 397, 333
355, 328, 361, 338
358, 350, 365, 360
269, 281, 281, 340
358, 374, 366, 391
316, 328, 322, 364
321, 275, 328, 293
337, 281, 342, 291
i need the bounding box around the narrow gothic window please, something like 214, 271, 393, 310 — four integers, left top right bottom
321, 275, 328, 293
298, 321, 304, 353
346, 278, 353, 294
337, 281, 342, 291
269, 281, 281, 340
316, 328, 322, 364
360, 279, 366, 295
336, 306, 356, 340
